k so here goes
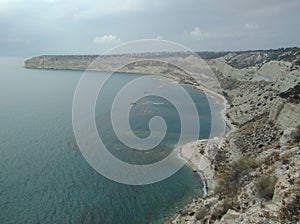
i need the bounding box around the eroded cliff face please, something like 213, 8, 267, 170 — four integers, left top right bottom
170, 49, 300, 224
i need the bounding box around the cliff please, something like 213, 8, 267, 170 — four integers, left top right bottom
24, 53, 200, 85
170, 48, 300, 224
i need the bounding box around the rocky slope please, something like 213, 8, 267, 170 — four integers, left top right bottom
169, 48, 300, 224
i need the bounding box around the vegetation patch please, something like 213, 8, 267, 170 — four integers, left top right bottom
215, 157, 258, 195
195, 208, 208, 220
255, 175, 277, 201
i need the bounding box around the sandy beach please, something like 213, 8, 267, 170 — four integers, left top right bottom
178, 139, 217, 197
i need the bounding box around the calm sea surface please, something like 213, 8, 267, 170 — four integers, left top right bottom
0, 57, 222, 224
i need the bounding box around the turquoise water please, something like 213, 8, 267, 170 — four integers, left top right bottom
0, 57, 221, 224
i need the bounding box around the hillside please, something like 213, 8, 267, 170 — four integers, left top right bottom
171, 48, 300, 224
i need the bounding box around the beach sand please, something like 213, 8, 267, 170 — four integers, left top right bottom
177, 139, 218, 196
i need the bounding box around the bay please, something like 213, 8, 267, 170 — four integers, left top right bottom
0, 57, 222, 224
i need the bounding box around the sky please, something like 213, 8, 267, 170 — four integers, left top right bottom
0, 0, 300, 56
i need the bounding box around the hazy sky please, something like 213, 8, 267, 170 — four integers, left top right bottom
1, 0, 299, 56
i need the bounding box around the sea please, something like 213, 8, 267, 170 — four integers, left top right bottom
0, 57, 224, 224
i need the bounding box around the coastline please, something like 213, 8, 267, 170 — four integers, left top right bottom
177, 140, 209, 196
23, 50, 300, 223
175, 83, 235, 203
25, 58, 233, 221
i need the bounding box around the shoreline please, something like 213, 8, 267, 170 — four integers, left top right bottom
177, 140, 209, 196
176, 86, 235, 196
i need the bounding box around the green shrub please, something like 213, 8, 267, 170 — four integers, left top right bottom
281, 152, 291, 165
256, 175, 277, 200
215, 157, 258, 195
195, 208, 208, 220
